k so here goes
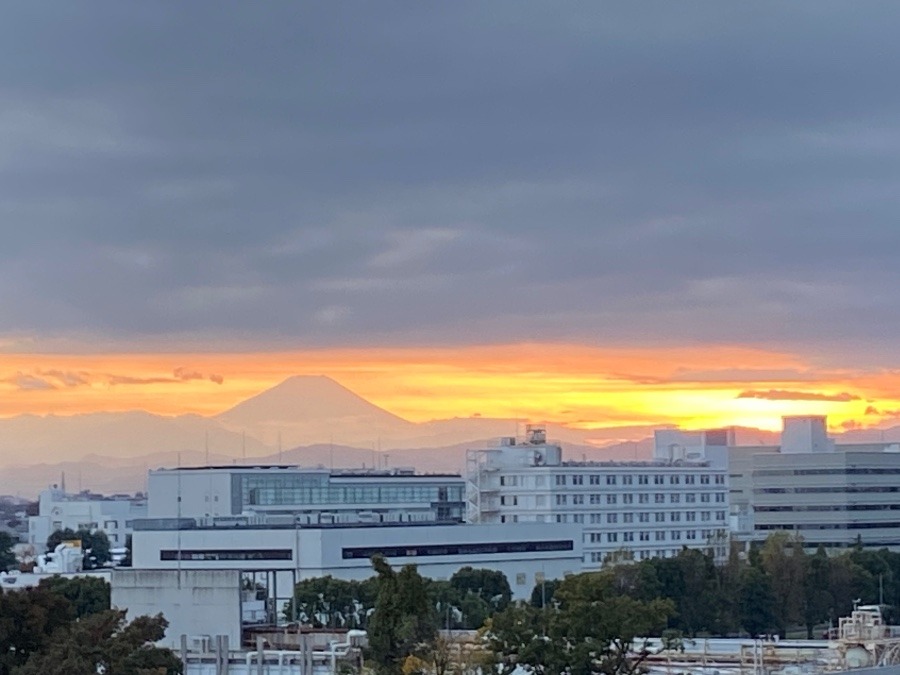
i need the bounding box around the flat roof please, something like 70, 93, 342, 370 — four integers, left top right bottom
150, 465, 462, 478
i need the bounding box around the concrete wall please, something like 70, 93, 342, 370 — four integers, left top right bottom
111, 569, 242, 650
148, 471, 235, 519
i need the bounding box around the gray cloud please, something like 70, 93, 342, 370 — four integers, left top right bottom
1, 3, 900, 362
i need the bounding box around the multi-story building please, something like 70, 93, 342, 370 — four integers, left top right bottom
27, 486, 147, 552
147, 465, 465, 525
129, 517, 582, 604
737, 416, 900, 550
466, 427, 730, 567
131, 462, 582, 619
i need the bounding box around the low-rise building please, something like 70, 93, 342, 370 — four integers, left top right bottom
129, 517, 582, 603
27, 486, 147, 552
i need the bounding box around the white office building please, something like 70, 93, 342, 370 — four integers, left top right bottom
134, 463, 580, 603
130, 518, 581, 602
27, 486, 147, 552
734, 416, 900, 550
466, 427, 730, 567
147, 465, 465, 525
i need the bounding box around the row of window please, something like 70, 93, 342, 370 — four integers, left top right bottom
756, 521, 900, 531
342, 539, 575, 559
596, 510, 727, 524
589, 528, 726, 544
587, 544, 729, 563
243, 484, 464, 506
756, 487, 900, 494
551, 492, 726, 506
554, 473, 724, 486
756, 504, 900, 512
160, 548, 293, 561
553, 511, 726, 524
754, 468, 900, 477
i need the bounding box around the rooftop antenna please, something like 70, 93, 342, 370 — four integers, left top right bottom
61, 471, 66, 494
242, 431, 246, 463
205, 429, 210, 466
329, 433, 334, 470
278, 431, 283, 464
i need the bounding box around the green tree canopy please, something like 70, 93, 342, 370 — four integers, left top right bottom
13, 610, 181, 675
285, 575, 378, 628
38, 576, 111, 618
0, 531, 16, 572
45, 528, 112, 569
449, 567, 512, 611
368, 555, 437, 675
488, 569, 673, 675
0, 585, 75, 675
737, 566, 777, 637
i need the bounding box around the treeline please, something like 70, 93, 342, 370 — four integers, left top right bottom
294, 533, 899, 659
565, 533, 900, 639
286, 564, 512, 631
0, 576, 181, 675
313, 538, 900, 675
347, 556, 670, 675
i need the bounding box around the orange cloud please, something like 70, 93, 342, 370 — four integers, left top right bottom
0, 343, 898, 433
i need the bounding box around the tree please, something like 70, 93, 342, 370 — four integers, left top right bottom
0, 531, 15, 572
122, 534, 133, 567
38, 576, 111, 618
483, 603, 554, 675
829, 554, 874, 618
45, 528, 112, 569
488, 570, 673, 675
427, 579, 492, 631
45, 527, 78, 552
449, 567, 512, 612
529, 578, 561, 609
803, 546, 833, 638
286, 575, 378, 628
550, 570, 674, 675
737, 566, 776, 637
672, 548, 720, 636
14, 610, 182, 675
368, 555, 437, 675
82, 530, 111, 569
0, 585, 75, 675
759, 532, 809, 636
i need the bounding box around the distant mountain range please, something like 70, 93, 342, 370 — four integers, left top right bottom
1, 375, 896, 498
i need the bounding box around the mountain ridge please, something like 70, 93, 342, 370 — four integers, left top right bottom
0, 374, 895, 497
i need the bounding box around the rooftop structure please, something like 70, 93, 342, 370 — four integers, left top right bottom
147, 465, 465, 526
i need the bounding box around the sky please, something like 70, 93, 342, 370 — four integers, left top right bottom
2, 2, 900, 433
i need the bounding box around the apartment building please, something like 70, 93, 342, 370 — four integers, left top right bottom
466, 427, 729, 567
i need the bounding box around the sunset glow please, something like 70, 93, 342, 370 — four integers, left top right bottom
1, 343, 896, 433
